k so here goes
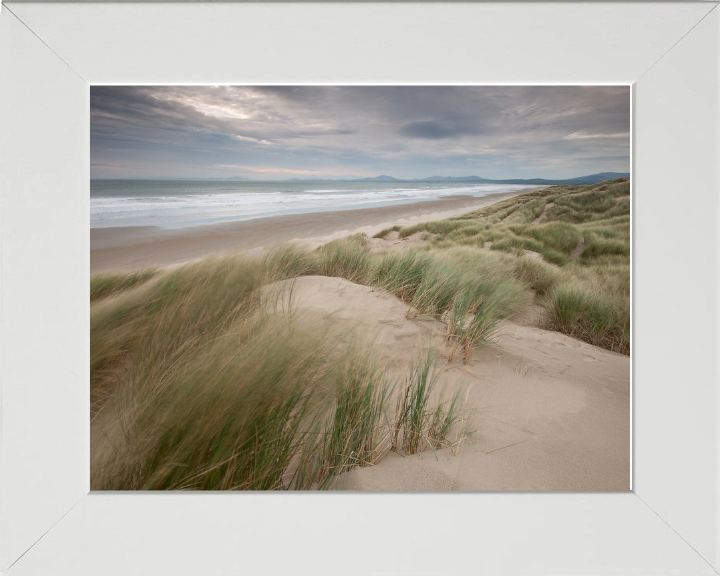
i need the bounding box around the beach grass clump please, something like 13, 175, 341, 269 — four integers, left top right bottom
489, 234, 545, 255
519, 198, 548, 221
392, 351, 470, 455
603, 198, 630, 219
392, 350, 439, 455
90, 281, 161, 416
97, 312, 334, 490
426, 387, 465, 451
90, 268, 158, 301
407, 261, 465, 317
513, 257, 563, 295
373, 225, 401, 239
316, 234, 371, 283
490, 236, 568, 266
545, 283, 587, 327
581, 232, 630, 259
543, 204, 580, 223
445, 277, 529, 363
146, 257, 266, 348
555, 190, 616, 214
439, 245, 516, 277
90, 255, 266, 414
397, 219, 465, 239
90, 257, 304, 487
307, 348, 394, 489
544, 282, 629, 354
373, 249, 434, 301
513, 222, 582, 255
263, 244, 317, 281
371, 248, 528, 355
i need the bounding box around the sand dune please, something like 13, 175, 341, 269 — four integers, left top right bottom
269, 276, 630, 491
91, 183, 630, 491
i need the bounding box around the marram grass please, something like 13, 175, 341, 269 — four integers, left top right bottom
91, 178, 630, 489
381, 177, 630, 354
91, 256, 473, 490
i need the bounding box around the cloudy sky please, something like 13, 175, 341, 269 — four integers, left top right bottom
91, 86, 630, 180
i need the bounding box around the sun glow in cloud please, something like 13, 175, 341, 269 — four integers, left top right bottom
214, 165, 334, 176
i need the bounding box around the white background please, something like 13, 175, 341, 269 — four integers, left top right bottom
0, 3, 718, 575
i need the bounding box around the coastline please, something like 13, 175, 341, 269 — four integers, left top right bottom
91, 189, 536, 273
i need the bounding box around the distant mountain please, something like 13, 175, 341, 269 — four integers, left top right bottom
347, 172, 629, 185
358, 175, 401, 182
421, 175, 490, 182
101, 172, 629, 185
182, 176, 251, 181
559, 172, 630, 185
459, 173, 628, 185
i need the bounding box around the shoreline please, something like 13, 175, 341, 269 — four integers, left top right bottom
91, 189, 537, 273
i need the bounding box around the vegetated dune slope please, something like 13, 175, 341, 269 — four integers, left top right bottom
272, 275, 630, 491
91, 179, 630, 491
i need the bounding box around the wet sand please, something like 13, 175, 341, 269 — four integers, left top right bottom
91, 190, 534, 273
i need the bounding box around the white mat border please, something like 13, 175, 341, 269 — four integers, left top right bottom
0, 3, 717, 574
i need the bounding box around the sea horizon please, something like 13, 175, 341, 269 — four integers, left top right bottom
90, 179, 539, 229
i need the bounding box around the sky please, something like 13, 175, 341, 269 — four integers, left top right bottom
90, 86, 630, 180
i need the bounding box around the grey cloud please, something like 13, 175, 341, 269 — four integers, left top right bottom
399, 121, 478, 140
91, 86, 630, 180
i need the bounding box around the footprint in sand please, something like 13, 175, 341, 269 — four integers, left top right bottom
581, 354, 597, 362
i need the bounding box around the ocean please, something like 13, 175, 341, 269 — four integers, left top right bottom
90, 180, 536, 229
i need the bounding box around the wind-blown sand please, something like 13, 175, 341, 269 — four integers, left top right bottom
269, 276, 630, 491
91, 191, 535, 273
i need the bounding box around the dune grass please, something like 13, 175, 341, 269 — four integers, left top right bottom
104, 315, 327, 490
426, 387, 465, 451
544, 281, 629, 354
373, 225, 402, 239
307, 347, 395, 489
459, 279, 529, 362
513, 257, 563, 296
378, 178, 630, 354
373, 250, 435, 302
91, 178, 629, 490
91, 256, 474, 490
90, 268, 158, 301
316, 234, 372, 283
391, 350, 470, 455
392, 350, 438, 454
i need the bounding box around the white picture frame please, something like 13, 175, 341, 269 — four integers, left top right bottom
1, 2, 718, 574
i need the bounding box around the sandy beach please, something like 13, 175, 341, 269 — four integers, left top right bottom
91, 190, 535, 273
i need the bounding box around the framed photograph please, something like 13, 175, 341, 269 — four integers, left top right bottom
1, 2, 718, 575
87, 83, 632, 494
